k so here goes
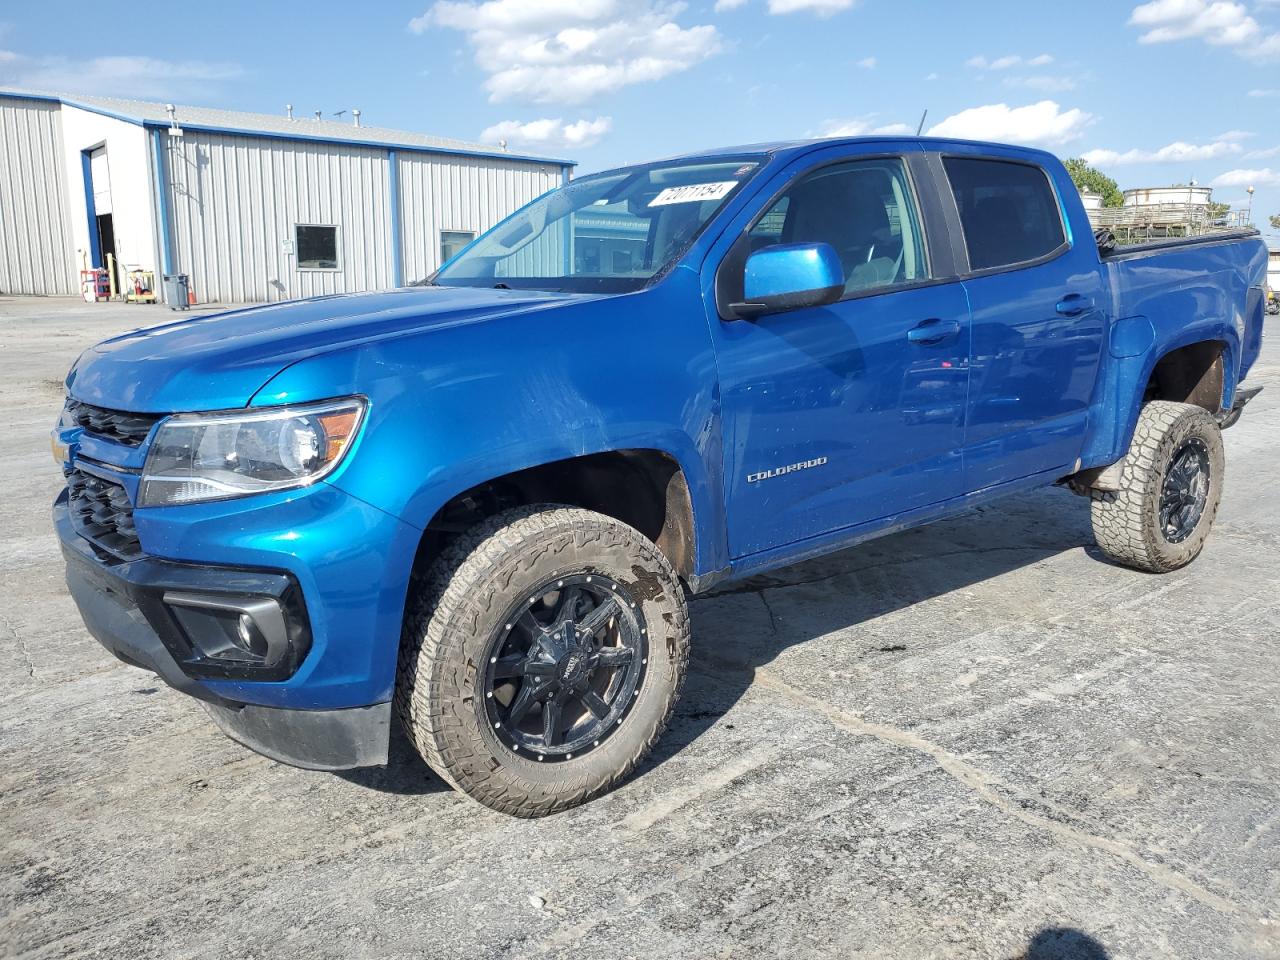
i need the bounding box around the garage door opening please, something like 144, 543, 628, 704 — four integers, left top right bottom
82, 147, 117, 273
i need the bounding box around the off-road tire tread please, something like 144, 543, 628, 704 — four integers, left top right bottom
395, 505, 689, 817
1090, 400, 1224, 573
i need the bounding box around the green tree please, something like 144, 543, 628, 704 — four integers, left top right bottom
1270, 213, 1280, 230
1207, 201, 1230, 222
1064, 157, 1125, 207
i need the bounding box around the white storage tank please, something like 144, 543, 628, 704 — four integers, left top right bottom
1078, 187, 1104, 211
1124, 185, 1213, 207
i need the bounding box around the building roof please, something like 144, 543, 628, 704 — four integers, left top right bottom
0, 89, 573, 168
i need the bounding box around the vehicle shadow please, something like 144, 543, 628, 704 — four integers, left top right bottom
641, 483, 1099, 772
355, 484, 1096, 797
336, 723, 450, 796
1016, 926, 1111, 959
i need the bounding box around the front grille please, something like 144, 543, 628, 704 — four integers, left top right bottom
64, 399, 160, 446
66, 468, 142, 560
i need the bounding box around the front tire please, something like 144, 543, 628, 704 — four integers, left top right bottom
1090, 401, 1225, 573
396, 506, 689, 817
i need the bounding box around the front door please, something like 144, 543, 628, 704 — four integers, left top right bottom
711, 152, 971, 559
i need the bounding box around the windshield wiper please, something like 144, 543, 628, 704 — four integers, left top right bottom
493, 282, 511, 289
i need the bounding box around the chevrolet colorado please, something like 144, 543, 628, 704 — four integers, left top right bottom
53, 137, 1269, 817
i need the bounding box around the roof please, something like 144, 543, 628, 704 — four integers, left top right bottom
646, 135, 1058, 170
0, 89, 573, 168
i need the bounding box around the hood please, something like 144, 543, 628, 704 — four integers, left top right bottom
68, 286, 598, 412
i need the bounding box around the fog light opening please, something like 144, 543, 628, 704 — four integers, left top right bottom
163, 590, 293, 669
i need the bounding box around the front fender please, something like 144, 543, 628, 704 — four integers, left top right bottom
252, 275, 729, 578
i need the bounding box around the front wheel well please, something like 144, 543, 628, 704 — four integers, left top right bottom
412, 449, 697, 587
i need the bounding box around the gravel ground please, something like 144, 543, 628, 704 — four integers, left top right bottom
1, 297, 1277, 960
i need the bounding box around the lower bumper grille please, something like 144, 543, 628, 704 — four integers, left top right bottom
66, 468, 142, 560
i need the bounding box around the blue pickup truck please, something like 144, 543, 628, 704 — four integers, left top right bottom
53, 137, 1268, 816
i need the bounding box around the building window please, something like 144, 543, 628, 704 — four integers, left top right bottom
440, 230, 475, 265
296, 225, 339, 270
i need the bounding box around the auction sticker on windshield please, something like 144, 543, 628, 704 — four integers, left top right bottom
649, 181, 739, 206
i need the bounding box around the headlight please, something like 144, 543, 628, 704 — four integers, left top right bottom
139, 398, 366, 507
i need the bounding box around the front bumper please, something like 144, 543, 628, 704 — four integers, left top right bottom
56, 493, 393, 770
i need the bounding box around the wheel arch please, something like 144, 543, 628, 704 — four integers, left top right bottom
1117, 335, 1234, 454
407, 446, 704, 591
1075, 329, 1235, 488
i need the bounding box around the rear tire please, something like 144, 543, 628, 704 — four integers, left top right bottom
1090, 401, 1224, 573
396, 506, 689, 817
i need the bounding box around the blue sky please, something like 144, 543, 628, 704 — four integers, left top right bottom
2, 0, 1278, 236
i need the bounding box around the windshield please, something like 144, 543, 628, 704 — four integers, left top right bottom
432, 156, 764, 293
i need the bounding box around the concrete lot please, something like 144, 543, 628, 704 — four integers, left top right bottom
1, 296, 1277, 960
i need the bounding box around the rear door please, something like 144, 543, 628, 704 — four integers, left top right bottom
935, 152, 1107, 490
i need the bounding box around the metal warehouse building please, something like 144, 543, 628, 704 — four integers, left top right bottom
0, 91, 571, 304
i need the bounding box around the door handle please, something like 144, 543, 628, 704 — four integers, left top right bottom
1056, 294, 1093, 316
907, 319, 961, 344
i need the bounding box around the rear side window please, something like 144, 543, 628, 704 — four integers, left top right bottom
943, 158, 1065, 271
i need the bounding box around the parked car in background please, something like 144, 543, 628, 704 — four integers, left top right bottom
53, 137, 1269, 816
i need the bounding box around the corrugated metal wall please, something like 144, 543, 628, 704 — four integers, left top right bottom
0, 98, 76, 296
398, 153, 562, 283
164, 131, 394, 303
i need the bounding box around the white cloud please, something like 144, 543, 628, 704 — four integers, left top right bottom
925, 72, 939, 80
1244, 144, 1280, 160
1082, 139, 1243, 166
1079, 129, 1262, 166
967, 53, 1054, 70
709, 0, 860, 14
1004, 74, 1078, 92
1129, 0, 1280, 56
767, 0, 857, 16
479, 116, 612, 149
0, 51, 243, 100
818, 118, 911, 137
857, 56, 876, 69
926, 100, 1093, 147
412, 0, 721, 105
1248, 88, 1280, 97
1211, 167, 1280, 187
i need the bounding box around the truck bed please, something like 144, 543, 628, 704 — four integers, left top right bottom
1100, 228, 1260, 261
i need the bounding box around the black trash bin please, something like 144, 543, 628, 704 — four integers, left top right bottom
163, 273, 190, 311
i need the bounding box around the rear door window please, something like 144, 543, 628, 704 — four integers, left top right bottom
942, 157, 1066, 271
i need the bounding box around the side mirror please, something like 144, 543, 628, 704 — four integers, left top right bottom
730, 242, 845, 320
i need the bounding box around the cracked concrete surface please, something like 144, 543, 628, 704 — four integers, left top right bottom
1, 298, 1277, 960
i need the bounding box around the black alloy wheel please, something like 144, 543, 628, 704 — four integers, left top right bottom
1159, 437, 1211, 544
482, 572, 649, 763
